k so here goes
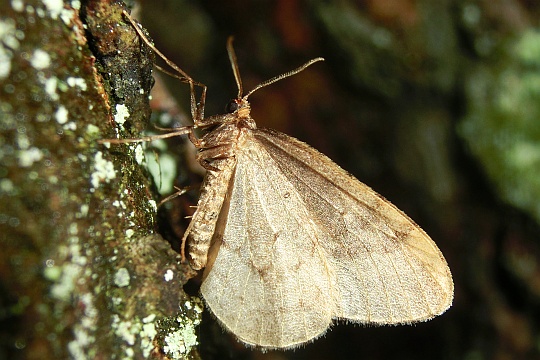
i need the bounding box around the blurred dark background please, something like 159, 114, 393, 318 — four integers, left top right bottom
137, 0, 540, 359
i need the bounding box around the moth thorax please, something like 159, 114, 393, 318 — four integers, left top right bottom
238, 117, 256, 130
237, 106, 251, 118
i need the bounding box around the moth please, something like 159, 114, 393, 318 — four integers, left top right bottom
111, 10, 454, 350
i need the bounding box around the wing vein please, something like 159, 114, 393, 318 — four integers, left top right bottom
375, 229, 410, 321
398, 238, 432, 317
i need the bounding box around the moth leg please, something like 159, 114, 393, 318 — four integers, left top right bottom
197, 144, 236, 169
98, 126, 194, 144
188, 130, 203, 148
121, 9, 207, 125
199, 162, 220, 172
158, 186, 189, 207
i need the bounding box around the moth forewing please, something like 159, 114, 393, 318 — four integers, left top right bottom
200, 158, 237, 280
182, 157, 237, 270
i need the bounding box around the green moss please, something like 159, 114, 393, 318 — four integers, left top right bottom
459, 29, 540, 223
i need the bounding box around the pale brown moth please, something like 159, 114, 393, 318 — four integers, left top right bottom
108, 10, 454, 350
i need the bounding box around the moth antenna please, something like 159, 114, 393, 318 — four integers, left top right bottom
244, 57, 324, 99
121, 9, 208, 124
227, 36, 243, 98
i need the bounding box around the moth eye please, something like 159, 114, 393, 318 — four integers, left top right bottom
225, 100, 239, 113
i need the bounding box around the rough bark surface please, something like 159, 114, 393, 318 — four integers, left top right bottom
0, 1, 199, 359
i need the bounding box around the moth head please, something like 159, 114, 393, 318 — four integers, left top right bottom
225, 98, 251, 118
